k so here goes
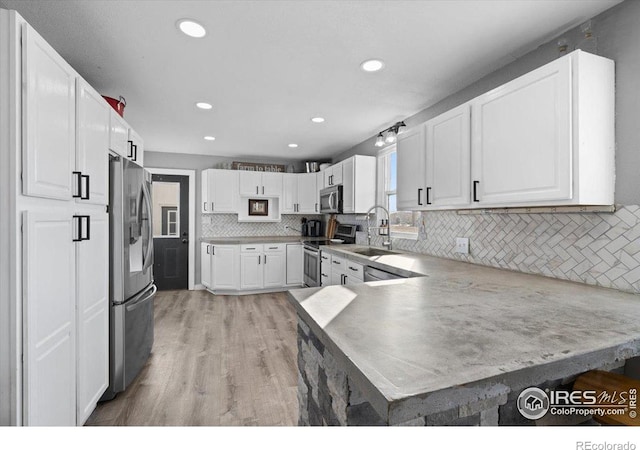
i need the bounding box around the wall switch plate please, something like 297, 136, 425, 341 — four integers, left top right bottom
455, 237, 469, 255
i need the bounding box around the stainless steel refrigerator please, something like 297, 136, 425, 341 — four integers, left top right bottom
102, 155, 157, 400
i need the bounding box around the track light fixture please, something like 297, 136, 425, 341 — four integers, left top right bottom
374, 121, 406, 147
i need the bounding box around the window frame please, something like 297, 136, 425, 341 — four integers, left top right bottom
377, 145, 419, 240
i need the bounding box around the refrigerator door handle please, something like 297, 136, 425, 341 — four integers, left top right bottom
126, 284, 157, 312
141, 180, 154, 272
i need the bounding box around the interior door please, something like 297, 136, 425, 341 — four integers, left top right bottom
152, 174, 189, 290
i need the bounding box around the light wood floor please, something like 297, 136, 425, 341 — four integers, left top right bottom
86, 290, 299, 426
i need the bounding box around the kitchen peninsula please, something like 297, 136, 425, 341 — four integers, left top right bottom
288, 247, 640, 426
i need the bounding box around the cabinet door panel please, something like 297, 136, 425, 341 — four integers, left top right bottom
282, 174, 297, 213
262, 173, 283, 197
239, 171, 262, 196
397, 125, 426, 210
76, 211, 108, 424
201, 243, 211, 288
23, 211, 76, 425
331, 164, 343, 185
341, 158, 354, 213
212, 245, 239, 290
109, 110, 128, 157
211, 170, 238, 212
76, 79, 109, 206
263, 251, 286, 288
426, 104, 471, 207
22, 24, 76, 201
297, 174, 317, 213
286, 244, 303, 285
240, 253, 262, 290
471, 58, 572, 204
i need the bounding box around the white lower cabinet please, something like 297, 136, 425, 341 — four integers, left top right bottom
23, 207, 108, 426
286, 244, 303, 286
201, 242, 212, 289
76, 210, 108, 425
211, 245, 239, 290
240, 244, 286, 290
328, 253, 364, 286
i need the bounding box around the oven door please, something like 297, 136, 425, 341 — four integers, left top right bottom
303, 246, 320, 287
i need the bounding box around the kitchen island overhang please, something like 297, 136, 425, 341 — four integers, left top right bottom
287, 256, 640, 426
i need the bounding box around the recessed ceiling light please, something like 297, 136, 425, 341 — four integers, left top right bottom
360, 59, 385, 72
177, 19, 206, 38
196, 102, 212, 110
204, 136, 215, 141
288, 143, 298, 148
310, 117, 325, 123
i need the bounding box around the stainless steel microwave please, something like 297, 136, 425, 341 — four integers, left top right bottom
319, 185, 343, 214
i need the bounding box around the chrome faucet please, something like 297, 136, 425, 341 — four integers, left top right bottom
366, 205, 392, 250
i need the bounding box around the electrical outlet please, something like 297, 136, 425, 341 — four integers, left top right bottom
455, 237, 469, 255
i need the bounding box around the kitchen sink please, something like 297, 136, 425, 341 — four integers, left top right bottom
350, 248, 398, 257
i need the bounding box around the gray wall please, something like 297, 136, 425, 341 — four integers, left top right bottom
334, 0, 640, 206
144, 151, 306, 286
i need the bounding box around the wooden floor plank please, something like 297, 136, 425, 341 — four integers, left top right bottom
86, 290, 299, 426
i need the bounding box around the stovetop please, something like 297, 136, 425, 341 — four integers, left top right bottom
303, 223, 358, 249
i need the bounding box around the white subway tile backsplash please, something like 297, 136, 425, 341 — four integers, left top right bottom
201, 214, 322, 237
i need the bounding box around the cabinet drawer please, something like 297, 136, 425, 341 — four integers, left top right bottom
345, 262, 364, 280
240, 244, 263, 253
330, 255, 345, 269
263, 243, 286, 252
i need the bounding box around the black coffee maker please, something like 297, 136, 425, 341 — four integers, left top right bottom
302, 219, 322, 237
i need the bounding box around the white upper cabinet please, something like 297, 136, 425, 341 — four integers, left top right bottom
202, 169, 239, 213
76, 79, 109, 206
297, 173, 318, 214
108, 110, 128, 158
341, 155, 376, 214
471, 50, 614, 207
22, 24, 76, 201
396, 125, 426, 210
127, 128, 144, 167
282, 173, 316, 214
239, 171, 283, 197
425, 103, 471, 208
324, 162, 343, 187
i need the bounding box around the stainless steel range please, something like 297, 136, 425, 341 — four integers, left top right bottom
303, 224, 357, 287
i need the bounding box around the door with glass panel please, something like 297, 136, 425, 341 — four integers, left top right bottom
151, 174, 189, 290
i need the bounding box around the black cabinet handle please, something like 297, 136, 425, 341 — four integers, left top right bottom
258, 255, 261, 265
73, 215, 82, 241
264, 255, 267, 264
349, 266, 358, 272
203, 202, 208, 211
246, 247, 256, 250
81, 174, 90, 200
417, 188, 423, 206
82, 215, 90, 240
426, 187, 431, 205
132, 144, 138, 161
206, 245, 210, 255
73, 171, 82, 198
473, 180, 480, 202
212, 246, 215, 255
262, 186, 265, 195
256, 186, 259, 194
127, 140, 134, 158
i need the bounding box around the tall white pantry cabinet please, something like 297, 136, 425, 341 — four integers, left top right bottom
1, 10, 109, 425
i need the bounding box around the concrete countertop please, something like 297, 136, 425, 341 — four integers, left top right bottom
201, 236, 326, 245
288, 249, 640, 422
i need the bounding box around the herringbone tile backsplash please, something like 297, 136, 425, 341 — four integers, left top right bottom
352, 205, 640, 294
202, 214, 322, 237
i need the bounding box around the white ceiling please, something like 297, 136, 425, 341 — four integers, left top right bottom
2, 0, 622, 160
